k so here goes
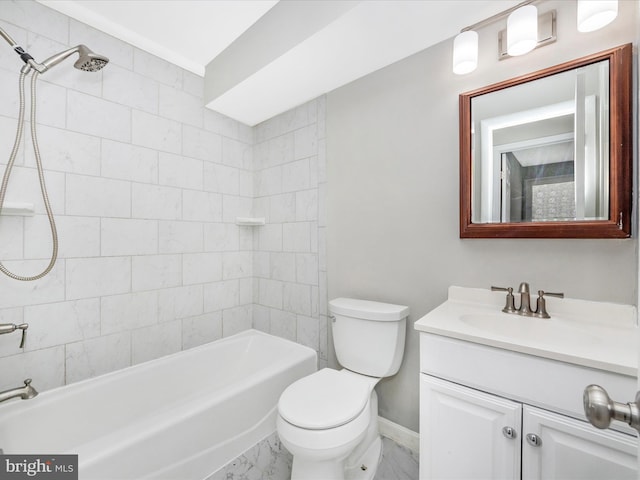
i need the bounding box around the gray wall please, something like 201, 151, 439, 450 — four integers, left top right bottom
326, 0, 638, 432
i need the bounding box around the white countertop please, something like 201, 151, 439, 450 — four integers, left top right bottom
414, 286, 638, 377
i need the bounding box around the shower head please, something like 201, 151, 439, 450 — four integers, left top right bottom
40, 44, 109, 73
73, 45, 109, 72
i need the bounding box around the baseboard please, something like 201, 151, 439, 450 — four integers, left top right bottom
378, 416, 420, 456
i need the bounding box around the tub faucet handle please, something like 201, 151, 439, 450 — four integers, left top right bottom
0, 323, 28, 349
18, 323, 28, 349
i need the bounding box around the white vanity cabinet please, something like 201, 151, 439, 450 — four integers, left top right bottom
420, 374, 637, 480
414, 286, 639, 480
420, 375, 521, 479
521, 405, 636, 479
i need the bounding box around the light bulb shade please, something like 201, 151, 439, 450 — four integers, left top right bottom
507, 5, 538, 56
577, 0, 618, 32
452, 30, 478, 75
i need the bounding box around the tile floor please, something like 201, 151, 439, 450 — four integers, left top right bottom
373, 437, 419, 480
207, 433, 419, 480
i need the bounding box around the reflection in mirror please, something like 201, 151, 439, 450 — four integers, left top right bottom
460, 44, 632, 238
471, 60, 609, 224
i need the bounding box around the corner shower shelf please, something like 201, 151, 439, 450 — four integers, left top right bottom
235, 217, 265, 226
1, 202, 35, 216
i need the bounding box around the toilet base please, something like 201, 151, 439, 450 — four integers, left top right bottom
289, 435, 382, 480
290, 458, 346, 480
345, 435, 382, 480
287, 391, 383, 480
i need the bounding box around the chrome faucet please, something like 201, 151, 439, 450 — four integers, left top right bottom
0, 323, 28, 348
0, 379, 38, 403
492, 283, 564, 318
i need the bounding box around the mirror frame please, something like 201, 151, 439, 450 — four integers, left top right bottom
460, 44, 632, 239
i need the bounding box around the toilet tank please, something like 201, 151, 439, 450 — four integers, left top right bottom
329, 298, 409, 378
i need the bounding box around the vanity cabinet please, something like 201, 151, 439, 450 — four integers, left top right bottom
420, 374, 637, 480
415, 287, 638, 480
420, 375, 520, 479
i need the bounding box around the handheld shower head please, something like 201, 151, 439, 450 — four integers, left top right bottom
40, 44, 109, 73
73, 45, 109, 72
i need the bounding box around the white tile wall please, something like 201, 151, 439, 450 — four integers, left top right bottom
0, 0, 326, 393
101, 140, 158, 183
253, 99, 328, 366
67, 91, 132, 142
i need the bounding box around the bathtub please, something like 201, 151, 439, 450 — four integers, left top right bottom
0, 329, 317, 479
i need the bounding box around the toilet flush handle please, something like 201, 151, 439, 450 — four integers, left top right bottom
329, 315, 336, 323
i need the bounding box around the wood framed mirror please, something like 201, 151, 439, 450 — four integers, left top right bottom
460, 44, 632, 239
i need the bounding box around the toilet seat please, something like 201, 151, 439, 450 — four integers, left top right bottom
278, 368, 379, 430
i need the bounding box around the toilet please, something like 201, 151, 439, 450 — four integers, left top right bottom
277, 297, 409, 480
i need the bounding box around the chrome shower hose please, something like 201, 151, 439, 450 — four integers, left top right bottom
0, 70, 58, 281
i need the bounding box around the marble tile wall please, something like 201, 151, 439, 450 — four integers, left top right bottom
0, 1, 328, 391
252, 99, 328, 367
0, 1, 254, 391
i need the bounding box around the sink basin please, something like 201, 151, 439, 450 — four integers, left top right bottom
459, 312, 598, 344
460, 313, 553, 341
414, 286, 638, 376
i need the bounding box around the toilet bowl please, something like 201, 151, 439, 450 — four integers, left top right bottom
277, 298, 409, 480
277, 368, 380, 480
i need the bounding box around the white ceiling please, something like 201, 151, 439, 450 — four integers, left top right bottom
37, 0, 520, 126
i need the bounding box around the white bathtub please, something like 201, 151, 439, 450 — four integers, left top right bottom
0, 329, 317, 479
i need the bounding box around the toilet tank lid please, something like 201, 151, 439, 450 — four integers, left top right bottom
329, 298, 409, 321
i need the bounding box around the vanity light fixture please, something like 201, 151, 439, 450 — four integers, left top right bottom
507, 5, 538, 56
577, 0, 618, 32
452, 0, 617, 75
452, 30, 478, 75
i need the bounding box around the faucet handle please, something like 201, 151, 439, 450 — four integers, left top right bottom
491, 286, 511, 292
534, 290, 564, 319
491, 286, 517, 313
18, 324, 28, 349
539, 290, 564, 299
0, 323, 28, 349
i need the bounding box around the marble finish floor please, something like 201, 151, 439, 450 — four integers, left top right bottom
373, 437, 419, 480
207, 433, 418, 480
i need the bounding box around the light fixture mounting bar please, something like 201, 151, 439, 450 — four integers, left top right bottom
460, 0, 537, 33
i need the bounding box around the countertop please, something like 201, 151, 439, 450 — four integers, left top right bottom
414, 286, 638, 377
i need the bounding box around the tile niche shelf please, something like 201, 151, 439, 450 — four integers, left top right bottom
235, 217, 266, 226
0, 202, 35, 216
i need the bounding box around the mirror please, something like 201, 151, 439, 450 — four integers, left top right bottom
460, 44, 632, 238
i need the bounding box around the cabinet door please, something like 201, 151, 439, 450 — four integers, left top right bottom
420, 375, 521, 480
522, 405, 637, 480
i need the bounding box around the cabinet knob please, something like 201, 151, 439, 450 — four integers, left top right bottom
526, 433, 542, 447
502, 426, 517, 439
